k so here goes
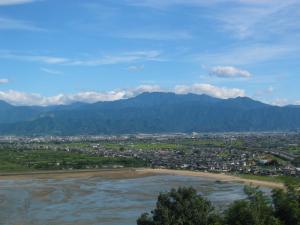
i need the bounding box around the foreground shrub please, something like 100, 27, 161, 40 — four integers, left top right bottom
137, 185, 300, 225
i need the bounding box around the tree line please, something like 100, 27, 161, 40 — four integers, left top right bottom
137, 184, 300, 225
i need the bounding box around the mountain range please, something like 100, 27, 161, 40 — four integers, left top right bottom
0, 92, 299, 135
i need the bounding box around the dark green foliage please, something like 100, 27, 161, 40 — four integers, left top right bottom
224, 201, 255, 225
137, 187, 221, 225
138, 185, 300, 225
225, 186, 280, 225
292, 157, 300, 167
0, 93, 300, 135
272, 185, 300, 225
0, 149, 146, 172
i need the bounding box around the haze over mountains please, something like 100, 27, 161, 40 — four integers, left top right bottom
0, 92, 299, 135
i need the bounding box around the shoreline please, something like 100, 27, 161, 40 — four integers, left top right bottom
0, 168, 157, 180
0, 168, 285, 189
139, 168, 285, 189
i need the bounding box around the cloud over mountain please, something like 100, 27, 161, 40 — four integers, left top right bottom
174, 83, 245, 99
0, 84, 243, 106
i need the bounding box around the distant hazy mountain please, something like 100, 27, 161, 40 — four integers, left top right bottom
0, 92, 299, 135
286, 105, 300, 109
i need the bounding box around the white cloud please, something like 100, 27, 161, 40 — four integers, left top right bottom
69, 51, 162, 66
0, 51, 69, 64
0, 90, 43, 106
119, 30, 193, 40
196, 44, 296, 66
0, 16, 43, 31
0, 84, 243, 106
0, 50, 162, 66
174, 83, 245, 99
126, 0, 215, 8
0, 0, 35, 6
0, 90, 128, 106
215, 0, 299, 39
0, 78, 9, 84
127, 65, 144, 72
209, 66, 252, 78
271, 98, 289, 106
255, 86, 274, 97
67, 91, 128, 104
41, 67, 63, 75
127, 0, 300, 41
0, 85, 162, 106
30, 56, 68, 64
126, 0, 296, 9
271, 99, 300, 106
132, 85, 162, 94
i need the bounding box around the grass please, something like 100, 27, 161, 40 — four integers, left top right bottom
0, 161, 30, 172
237, 174, 300, 186
103, 142, 182, 151
102, 139, 243, 151
61, 142, 92, 149
0, 149, 146, 172
287, 146, 300, 155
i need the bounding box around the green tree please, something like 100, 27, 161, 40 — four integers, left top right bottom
224, 186, 280, 225
292, 156, 300, 167
224, 200, 255, 225
272, 185, 300, 225
138, 185, 300, 225
137, 187, 221, 225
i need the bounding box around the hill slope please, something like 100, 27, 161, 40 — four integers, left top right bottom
0, 92, 299, 135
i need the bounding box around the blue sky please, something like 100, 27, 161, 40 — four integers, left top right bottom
0, 0, 299, 106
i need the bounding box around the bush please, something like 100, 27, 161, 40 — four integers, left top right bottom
137, 187, 221, 225
137, 185, 300, 225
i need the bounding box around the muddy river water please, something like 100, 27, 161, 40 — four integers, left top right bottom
0, 174, 270, 225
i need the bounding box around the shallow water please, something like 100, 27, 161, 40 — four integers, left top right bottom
0, 175, 270, 225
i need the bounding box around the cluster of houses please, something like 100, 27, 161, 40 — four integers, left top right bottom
93, 145, 300, 176
1, 133, 299, 176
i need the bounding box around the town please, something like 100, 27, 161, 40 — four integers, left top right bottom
1, 133, 300, 180
91, 133, 300, 177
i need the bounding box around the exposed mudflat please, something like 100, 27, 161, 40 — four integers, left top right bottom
0, 172, 271, 225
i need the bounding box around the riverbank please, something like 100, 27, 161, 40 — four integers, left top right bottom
140, 168, 285, 189
0, 168, 156, 180
0, 168, 285, 189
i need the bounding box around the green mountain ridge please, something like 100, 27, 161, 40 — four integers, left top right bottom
0, 92, 299, 135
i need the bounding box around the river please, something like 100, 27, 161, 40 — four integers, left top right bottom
0, 174, 270, 225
